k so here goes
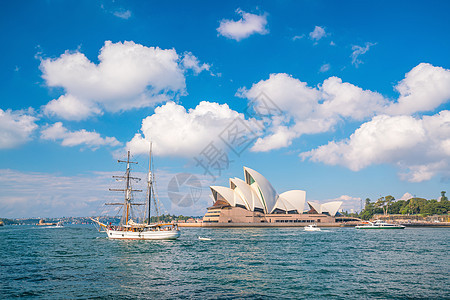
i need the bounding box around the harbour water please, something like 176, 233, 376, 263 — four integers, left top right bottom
1, 225, 449, 299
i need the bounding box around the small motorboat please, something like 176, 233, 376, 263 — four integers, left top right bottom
304, 224, 321, 231
198, 236, 212, 241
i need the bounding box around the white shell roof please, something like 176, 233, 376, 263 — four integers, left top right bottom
279, 190, 306, 214
307, 201, 343, 216
229, 177, 264, 211
243, 167, 279, 213
271, 197, 297, 213
307, 201, 322, 214
210, 186, 247, 209
210, 186, 236, 206
322, 201, 343, 217
209, 166, 310, 215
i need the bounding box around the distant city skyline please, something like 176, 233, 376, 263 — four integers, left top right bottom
1, 0, 449, 218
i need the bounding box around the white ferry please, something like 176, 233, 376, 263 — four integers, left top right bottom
356, 220, 405, 229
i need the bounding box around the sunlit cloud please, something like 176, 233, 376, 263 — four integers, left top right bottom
41, 122, 121, 149
217, 8, 268, 41
0, 108, 38, 149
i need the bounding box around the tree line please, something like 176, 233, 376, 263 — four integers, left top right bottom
356, 191, 449, 220
147, 214, 198, 223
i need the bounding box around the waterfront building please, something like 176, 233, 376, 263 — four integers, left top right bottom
202, 167, 349, 226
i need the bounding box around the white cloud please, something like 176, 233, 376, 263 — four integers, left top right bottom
43, 94, 102, 121
113, 9, 131, 19
0, 108, 38, 149
336, 195, 361, 201
126, 101, 256, 157
0, 168, 212, 218
319, 63, 330, 73
301, 115, 426, 170
234, 63, 450, 181
181, 52, 211, 75
301, 111, 450, 182
238, 63, 450, 154
41, 122, 121, 149
292, 34, 305, 41
386, 63, 450, 115
335, 195, 362, 212
251, 125, 297, 152
40, 41, 190, 120
309, 26, 327, 41
239, 73, 321, 120
319, 76, 388, 120
351, 42, 376, 66
217, 9, 268, 41
238, 73, 388, 151
100, 3, 132, 20
0, 169, 113, 218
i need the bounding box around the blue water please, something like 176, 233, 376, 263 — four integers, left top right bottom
1, 225, 449, 299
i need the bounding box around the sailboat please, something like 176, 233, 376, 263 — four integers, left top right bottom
91, 145, 180, 240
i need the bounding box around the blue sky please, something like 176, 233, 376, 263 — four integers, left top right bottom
1, 0, 449, 218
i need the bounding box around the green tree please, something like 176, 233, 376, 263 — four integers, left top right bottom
441, 191, 448, 202
424, 199, 448, 215
389, 200, 405, 214
385, 195, 395, 214
375, 196, 394, 215
407, 198, 428, 214
400, 199, 412, 214
360, 198, 376, 220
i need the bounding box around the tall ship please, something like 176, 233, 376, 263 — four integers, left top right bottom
91, 145, 180, 240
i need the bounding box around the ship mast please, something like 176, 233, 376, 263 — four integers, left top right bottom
147, 143, 152, 225
109, 151, 142, 226
146, 142, 160, 224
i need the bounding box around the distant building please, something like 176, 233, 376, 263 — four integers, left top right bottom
202, 167, 353, 226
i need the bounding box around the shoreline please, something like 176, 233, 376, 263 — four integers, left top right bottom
178, 222, 450, 228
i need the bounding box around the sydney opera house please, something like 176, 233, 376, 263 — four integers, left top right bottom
202, 167, 351, 226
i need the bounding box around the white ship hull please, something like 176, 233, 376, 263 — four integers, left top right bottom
356, 220, 405, 229
93, 149, 182, 241
106, 228, 181, 240
304, 227, 321, 231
